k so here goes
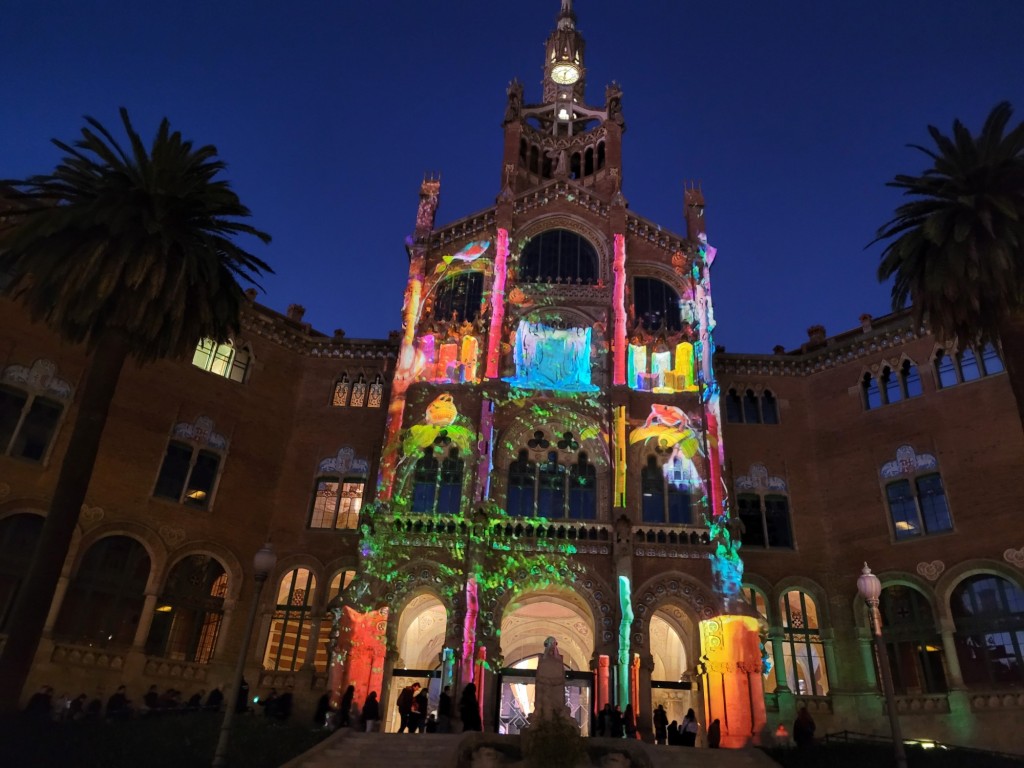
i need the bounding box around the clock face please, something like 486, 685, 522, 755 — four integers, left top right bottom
551, 63, 580, 85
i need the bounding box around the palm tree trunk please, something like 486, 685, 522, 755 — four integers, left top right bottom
999, 316, 1024, 431
0, 330, 130, 713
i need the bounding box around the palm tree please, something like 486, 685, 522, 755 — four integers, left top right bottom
874, 101, 1024, 420
0, 109, 271, 712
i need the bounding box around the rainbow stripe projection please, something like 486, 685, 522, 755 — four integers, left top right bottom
485, 228, 509, 378
612, 233, 627, 386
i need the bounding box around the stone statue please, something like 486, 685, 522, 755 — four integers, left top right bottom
529, 636, 572, 724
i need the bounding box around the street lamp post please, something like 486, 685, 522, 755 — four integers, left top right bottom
857, 563, 908, 768
212, 543, 277, 768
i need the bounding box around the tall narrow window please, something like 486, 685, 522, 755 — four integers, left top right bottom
332, 375, 350, 407
743, 390, 761, 423
952, 575, 1024, 688
743, 586, 775, 693
145, 555, 227, 664
368, 375, 384, 408
54, 536, 151, 648
568, 453, 597, 520
264, 568, 316, 672
959, 348, 981, 382
642, 454, 694, 524
436, 448, 464, 514
411, 450, 440, 513
507, 449, 537, 517
350, 375, 367, 407
881, 366, 902, 404
761, 390, 779, 424
737, 493, 793, 549
153, 441, 222, 510
980, 343, 1004, 375
780, 591, 829, 696
901, 360, 923, 398
434, 272, 484, 323
935, 350, 958, 388
519, 229, 598, 284
725, 389, 743, 423
862, 373, 882, 409
641, 456, 666, 524
537, 451, 566, 519
0, 386, 64, 462
309, 476, 364, 529
633, 277, 682, 332
316, 570, 357, 672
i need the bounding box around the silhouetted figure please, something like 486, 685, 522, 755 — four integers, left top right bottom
681, 708, 698, 747
460, 683, 482, 731
143, 684, 160, 713
235, 678, 250, 714
667, 720, 681, 745
412, 687, 429, 733
205, 687, 224, 711
793, 707, 816, 748
106, 685, 132, 720
609, 705, 623, 738
396, 682, 420, 733
708, 718, 721, 748
314, 692, 331, 728
24, 685, 52, 721
360, 691, 380, 732
338, 685, 355, 727
186, 690, 204, 710
653, 704, 668, 745
437, 685, 453, 733
623, 704, 637, 739
273, 688, 293, 721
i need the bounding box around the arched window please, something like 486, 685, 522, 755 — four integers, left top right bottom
934, 349, 958, 388
433, 272, 484, 323
959, 347, 981, 382
780, 590, 829, 696
153, 440, 222, 510
411, 449, 440, 513
368, 374, 385, 408
331, 375, 350, 407
630, 280, 679, 333
264, 568, 316, 672
641, 454, 693, 524
54, 536, 151, 648
881, 366, 902, 404
879, 585, 947, 693
951, 574, 1024, 688
191, 339, 250, 382
350, 374, 367, 407
935, 345, 1004, 388
437, 448, 464, 514
736, 493, 793, 549
0, 385, 64, 462
0, 514, 43, 630
742, 586, 775, 692
505, 435, 595, 519
885, 472, 952, 540
901, 360, 923, 398
725, 389, 742, 423
761, 390, 779, 424
743, 389, 761, 424
980, 342, 1004, 375
633, 277, 682, 332
309, 475, 364, 529
145, 555, 227, 664
519, 229, 598, 285
314, 569, 357, 672
862, 373, 882, 410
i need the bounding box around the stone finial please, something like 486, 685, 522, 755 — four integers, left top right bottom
244, 288, 258, 301
806, 325, 826, 344
286, 304, 306, 322
773, 345, 786, 355
333, 328, 346, 339
860, 313, 873, 332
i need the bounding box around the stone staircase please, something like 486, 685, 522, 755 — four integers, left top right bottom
284, 731, 781, 768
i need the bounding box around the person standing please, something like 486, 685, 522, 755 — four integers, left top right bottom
437, 685, 453, 733
707, 718, 722, 748
793, 706, 816, 748
623, 704, 637, 739
459, 683, 482, 731
681, 708, 698, 747
412, 686, 429, 733
396, 682, 420, 733
361, 691, 380, 732
338, 685, 355, 728
653, 704, 668, 745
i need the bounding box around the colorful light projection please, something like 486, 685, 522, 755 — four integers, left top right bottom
617, 575, 634, 706
474, 399, 495, 502
698, 614, 767, 748
613, 406, 627, 507
485, 228, 509, 378
327, 605, 387, 714
503, 319, 598, 391
612, 233, 627, 386
627, 340, 697, 392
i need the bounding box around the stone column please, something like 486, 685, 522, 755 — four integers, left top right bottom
42, 575, 70, 634
857, 626, 878, 689
301, 615, 324, 671
939, 619, 965, 689
637, 653, 655, 742
768, 626, 790, 692
215, 599, 236, 661
132, 592, 160, 649
380, 648, 400, 733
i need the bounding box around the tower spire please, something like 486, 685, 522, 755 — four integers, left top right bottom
558, 0, 576, 30
543, 0, 585, 104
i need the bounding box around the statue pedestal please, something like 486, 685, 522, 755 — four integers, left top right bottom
698, 614, 767, 748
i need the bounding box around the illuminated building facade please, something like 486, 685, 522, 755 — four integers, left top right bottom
2, 0, 1023, 754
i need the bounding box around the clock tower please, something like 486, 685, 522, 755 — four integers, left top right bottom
542, 0, 586, 105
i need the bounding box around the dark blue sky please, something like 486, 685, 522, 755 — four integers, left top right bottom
4, 1, 1022, 353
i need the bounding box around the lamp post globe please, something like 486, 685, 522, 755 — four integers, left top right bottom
857, 563, 907, 768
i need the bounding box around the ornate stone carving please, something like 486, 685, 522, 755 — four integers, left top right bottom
1004, 547, 1024, 569
172, 416, 228, 450
159, 525, 187, 548
915, 560, 945, 581
1, 358, 74, 400
79, 505, 104, 528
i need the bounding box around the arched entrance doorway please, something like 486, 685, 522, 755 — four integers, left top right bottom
498, 590, 595, 734
649, 607, 701, 734
386, 593, 447, 732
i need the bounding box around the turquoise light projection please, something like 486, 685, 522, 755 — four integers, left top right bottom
503, 319, 598, 391
617, 575, 634, 706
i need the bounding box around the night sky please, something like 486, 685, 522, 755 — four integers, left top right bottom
4, 1, 1022, 353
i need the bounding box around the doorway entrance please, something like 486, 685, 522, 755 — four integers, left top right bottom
649, 608, 701, 726
496, 658, 593, 734
385, 593, 447, 732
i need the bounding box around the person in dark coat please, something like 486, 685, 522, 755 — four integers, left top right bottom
106, 685, 131, 719
681, 708, 698, 746
273, 688, 293, 721
623, 704, 637, 739
338, 685, 355, 727
459, 683, 482, 731
205, 687, 224, 711
24, 685, 52, 721
235, 678, 250, 713
186, 690, 204, 710
667, 720, 681, 745
360, 691, 380, 732
707, 718, 722, 748
396, 683, 420, 733
437, 685, 453, 733
653, 704, 668, 745
412, 686, 429, 733
793, 707, 816, 748
609, 705, 623, 738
